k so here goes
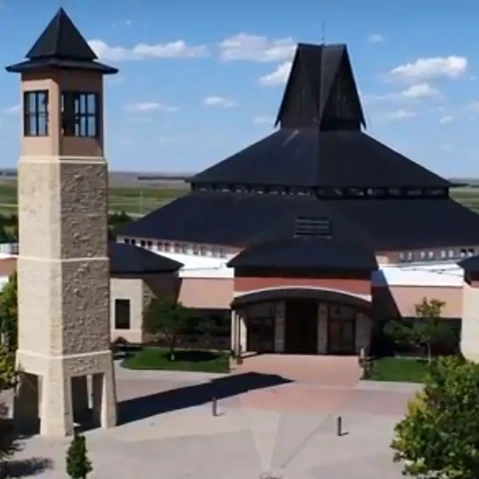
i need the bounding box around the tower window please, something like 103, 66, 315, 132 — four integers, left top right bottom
61, 91, 100, 138
23, 90, 49, 136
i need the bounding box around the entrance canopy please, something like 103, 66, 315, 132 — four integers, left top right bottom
231, 286, 371, 310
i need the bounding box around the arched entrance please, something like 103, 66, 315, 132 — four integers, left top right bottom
231, 286, 372, 355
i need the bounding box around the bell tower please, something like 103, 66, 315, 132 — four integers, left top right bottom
6, 8, 118, 436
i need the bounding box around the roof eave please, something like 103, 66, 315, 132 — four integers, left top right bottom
6, 59, 118, 75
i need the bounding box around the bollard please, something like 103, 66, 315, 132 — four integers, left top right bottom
337, 416, 342, 437
212, 397, 218, 417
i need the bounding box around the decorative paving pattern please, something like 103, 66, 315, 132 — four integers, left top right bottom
0, 363, 417, 479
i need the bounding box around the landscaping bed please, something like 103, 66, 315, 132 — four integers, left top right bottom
364, 357, 430, 383
121, 347, 230, 373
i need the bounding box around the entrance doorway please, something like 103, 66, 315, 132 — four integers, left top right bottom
328, 318, 356, 354
247, 316, 275, 352
284, 299, 318, 354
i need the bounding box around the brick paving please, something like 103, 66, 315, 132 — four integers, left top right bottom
0, 358, 419, 479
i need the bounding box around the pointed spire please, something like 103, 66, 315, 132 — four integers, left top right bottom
275, 43, 365, 131
26, 7, 97, 61
6, 8, 117, 75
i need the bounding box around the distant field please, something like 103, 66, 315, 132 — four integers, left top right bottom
0, 181, 189, 216
0, 182, 478, 216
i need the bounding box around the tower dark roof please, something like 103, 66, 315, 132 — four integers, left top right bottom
275, 43, 365, 130
6, 8, 118, 74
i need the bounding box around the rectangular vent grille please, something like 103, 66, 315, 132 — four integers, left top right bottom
294, 216, 332, 238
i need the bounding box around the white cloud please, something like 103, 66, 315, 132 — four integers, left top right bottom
259, 61, 292, 87
219, 33, 295, 62
368, 34, 384, 44
390, 56, 468, 82
384, 109, 417, 121
401, 83, 439, 98
88, 39, 209, 62
363, 83, 439, 105
439, 115, 453, 124
125, 102, 179, 113
253, 115, 274, 124
203, 96, 238, 108
2, 104, 20, 115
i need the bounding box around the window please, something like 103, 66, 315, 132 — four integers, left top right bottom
404, 188, 422, 197
114, 299, 131, 329
424, 187, 447, 198
146, 241, 152, 249
200, 246, 207, 255
61, 91, 100, 138
366, 188, 386, 197
447, 249, 455, 259
163, 242, 171, 252
440, 250, 447, 259
460, 248, 467, 258
427, 251, 435, 260
219, 248, 226, 258
398, 252, 405, 262
131, 239, 136, 245
193, 245, 199, 255
406, 252, 413, 262
387, 188, 401, 197
295, 217, 332, 238
124, 238, 130, 244
419, 251, 426, 260
174, 243, 181, 253
181, 244, 188, 254
157, 242, 162, 251
23, 90, 49, 136
140, 240, 146, 247
344, 188, 365, 197
468, 248, 475, 257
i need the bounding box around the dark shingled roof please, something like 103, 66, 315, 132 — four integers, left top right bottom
117, 191, 479, 251
458, 255, 479, 274
191, 128, 451, 188
276, 43, 365, 130
228, 238, 378, 271
6, 8, 118, 74
109, 242, 182, 275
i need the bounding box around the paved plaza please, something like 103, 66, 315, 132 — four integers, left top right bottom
1, 358, 421, 479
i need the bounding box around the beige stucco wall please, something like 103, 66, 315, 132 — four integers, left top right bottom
375, 285, 463, 318
110, 273, 178, 343
460, 282, 479, 361
178, 277, 234, 308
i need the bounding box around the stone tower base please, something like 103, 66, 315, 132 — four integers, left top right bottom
14, 349, 117, 437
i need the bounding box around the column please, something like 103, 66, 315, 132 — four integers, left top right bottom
71, 376, 89, 419
40, 364, 74, 437
14, 372, 39, 432
355, 313, 371, 354
239, 313, 247, 353
92, 366, 117, 429
274, 301, 285, 352
317, 303, 328, 354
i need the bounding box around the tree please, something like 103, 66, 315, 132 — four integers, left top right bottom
0, 345, 19, 474
66, 432, 92, 479
391, 356, 479, 478
0, 345, 14, 391
413, 297, 451, 363
384, 297, 451, 363
143, 298, 191, 361
0, 272, 17, 351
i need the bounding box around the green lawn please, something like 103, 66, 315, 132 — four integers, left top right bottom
365, 357, 430, 383
121, 347, 230, 373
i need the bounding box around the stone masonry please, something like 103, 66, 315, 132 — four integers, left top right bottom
9, 10, 119, 437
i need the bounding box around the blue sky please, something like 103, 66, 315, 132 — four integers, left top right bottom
1, 0, 479, 177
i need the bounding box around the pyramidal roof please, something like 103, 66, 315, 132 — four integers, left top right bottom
275, 43, 365, 130
5, 8, 117, 74
26, 7, 97, 61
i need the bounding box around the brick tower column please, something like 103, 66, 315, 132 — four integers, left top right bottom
6, 8, 119, 437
